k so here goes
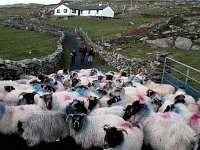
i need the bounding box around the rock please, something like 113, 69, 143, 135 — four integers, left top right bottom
103, 43, 111, 47
129, 21, 135, 26
146, 38, 173, 48
116, 48, 122, 51
167, 15, 187, 26
0, 59, 5, 65
191, 45, 200, 50
175, 37, 192, 50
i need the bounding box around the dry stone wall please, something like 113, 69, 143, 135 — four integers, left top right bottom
0, 16, 67, 80
1, 16, 171, 83
75, 28, 171, 83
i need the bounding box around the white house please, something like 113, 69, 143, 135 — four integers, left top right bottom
54, 4, 114, 18
54, 4, 79, 17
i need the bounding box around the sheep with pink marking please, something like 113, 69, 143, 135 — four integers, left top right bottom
103, 121, 143, 150
123, 100, 199, 150
0, 103, 44, 135
172, 103, 200, 139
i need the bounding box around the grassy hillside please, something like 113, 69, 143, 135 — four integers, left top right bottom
47, 16, 166, 40
0, 7, 39, 20
0, 25, 58, 60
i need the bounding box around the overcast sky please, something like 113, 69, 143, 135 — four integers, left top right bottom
0, 0, 60, 5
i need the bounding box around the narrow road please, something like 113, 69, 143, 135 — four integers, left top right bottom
65, 33, 95, 71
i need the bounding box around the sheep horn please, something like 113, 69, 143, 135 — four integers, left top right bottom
118, 128, 128, 135
18, 92, 27, 97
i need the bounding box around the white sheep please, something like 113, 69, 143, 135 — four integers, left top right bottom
0, 103, 44, 135
124, 101, 199, 150
89, 106, 124, 117
144, 80, 175, 96
103, 122, 144, 150
66, 114, 126, 149
172, 103, 200, 139
143, 111, 199, 150
18, 111, 69, 146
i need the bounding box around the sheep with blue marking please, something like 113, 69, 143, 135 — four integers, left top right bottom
17, 111, 69, 146
103, 122, 143, 150
170, 103, 200, 139
123, 100, 199, 150
66, 114, 126, 149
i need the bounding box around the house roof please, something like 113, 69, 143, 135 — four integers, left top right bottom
62, 4, 109, 10
79, 5, 109, 10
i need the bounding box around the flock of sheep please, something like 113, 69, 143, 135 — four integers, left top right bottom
0, 68, 200, 150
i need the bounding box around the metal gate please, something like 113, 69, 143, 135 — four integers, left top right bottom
161, 57, 200, 100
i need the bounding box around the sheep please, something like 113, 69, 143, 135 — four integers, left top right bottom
84, 96, 100, 113
66, 114, 126, 149
171, 103, 200, 139
89, 106, 125, 117
143, 80, 175, 96
103, 122, 143, 150
3, 90, 38, 106
158, 99, 174, 113
123, 100, 199, 150
165, 88, 196, 108
0, 103, 44, 135
66, 99, 88, 115
17, 111, 69, 146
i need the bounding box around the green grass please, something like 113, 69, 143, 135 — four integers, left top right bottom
46, 16, 167, 41
0, 7, 38, 20
115, 43, 200, 70
0, 25, 58, 60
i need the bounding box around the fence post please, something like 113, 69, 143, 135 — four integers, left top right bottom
185, 67, 190, 84
161, 57, 167, 84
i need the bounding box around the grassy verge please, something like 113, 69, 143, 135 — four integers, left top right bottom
0, 25, 58, 60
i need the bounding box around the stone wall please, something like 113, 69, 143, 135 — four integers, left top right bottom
0, 16, 171, 83
0, 16, 67, 80
75, 28, 171, 83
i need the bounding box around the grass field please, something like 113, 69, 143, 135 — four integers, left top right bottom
0, 25, 58, 60
0, 7, 38, 20
113, 43, 200, 70
47, 16, 166, 41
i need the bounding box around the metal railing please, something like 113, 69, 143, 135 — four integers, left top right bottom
161, 57, 200, 99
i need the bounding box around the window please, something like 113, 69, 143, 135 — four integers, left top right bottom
57, 9, 60, 13
72, 9, 76, 13
88, 10, 91, 14
64, 9, 67, 13
80, 10, 83, 14
97, 10, 99, 14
